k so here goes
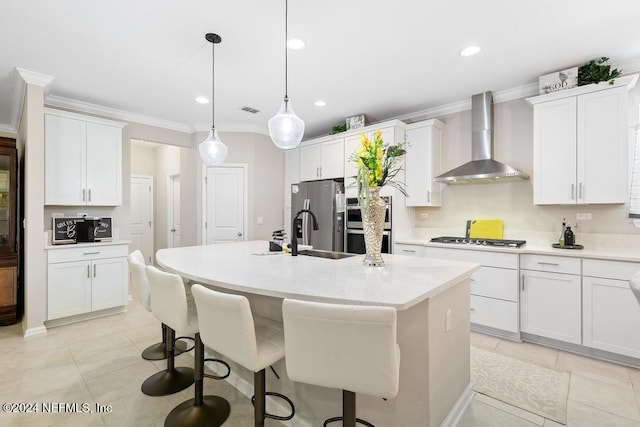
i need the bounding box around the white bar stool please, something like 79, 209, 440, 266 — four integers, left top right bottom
127, 251, 186, 361
145, 266, 231, 426
191, 284, 295, 427
282, 299, 400, 427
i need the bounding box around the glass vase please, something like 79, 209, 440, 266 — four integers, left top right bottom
360, 187, 386, 267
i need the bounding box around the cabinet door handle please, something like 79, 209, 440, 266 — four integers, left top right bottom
470, 307, 476, 312
537, 261, 560, 266
82, 189, 86, 202
470, 278, 475, 282
427, 190, 431, 203
87, 265, 90, 278
93, 264, 96, 278
578, 182, 583, 200
88, 188, 92, 202
571, 184, 575, 200
521, 275, 524, 291
83, 251, 100, 255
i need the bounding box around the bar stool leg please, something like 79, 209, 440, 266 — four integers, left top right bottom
254, 369, 266, 427
141, 326, 194, 396
165, 334, 230, 426
141, 324, 187, 360
343, 390, 356, 427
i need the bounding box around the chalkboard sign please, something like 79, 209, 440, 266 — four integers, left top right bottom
52, 217, 112, 244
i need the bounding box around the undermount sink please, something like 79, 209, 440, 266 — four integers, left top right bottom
297, 249, 356, 260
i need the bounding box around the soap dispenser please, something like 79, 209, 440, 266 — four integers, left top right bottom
564, 226, 575, 247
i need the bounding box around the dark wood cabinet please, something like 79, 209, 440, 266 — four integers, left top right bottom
0, 137, 18, 325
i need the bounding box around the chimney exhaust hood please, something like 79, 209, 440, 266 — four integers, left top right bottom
434, 91, 529, 184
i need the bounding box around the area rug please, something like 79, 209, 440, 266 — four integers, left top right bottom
470, 346, 570, 424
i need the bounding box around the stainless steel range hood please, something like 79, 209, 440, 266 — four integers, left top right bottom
434, 91, 529, 184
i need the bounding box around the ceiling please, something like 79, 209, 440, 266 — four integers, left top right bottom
1, 0, 639, 140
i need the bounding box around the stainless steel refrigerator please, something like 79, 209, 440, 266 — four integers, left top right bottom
291, 179, 345, 252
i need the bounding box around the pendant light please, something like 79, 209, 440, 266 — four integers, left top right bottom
268, 0, 305, 149
198, 33, 228, 165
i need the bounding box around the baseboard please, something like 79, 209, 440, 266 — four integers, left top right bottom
440, 383, 473, 427
44, 306, 126, 328
23, 325, 47, 337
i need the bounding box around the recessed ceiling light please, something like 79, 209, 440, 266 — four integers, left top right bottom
195, 96, 210, 104
314, 100, 327, 107
460, 45, 481, 57
287, 39, 305, 50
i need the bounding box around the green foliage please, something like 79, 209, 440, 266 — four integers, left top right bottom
578, 57, 622, 86
330, 123, 347, 134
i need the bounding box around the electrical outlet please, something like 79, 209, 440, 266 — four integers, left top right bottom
445, 309, 452, 332
256, 216, 264, 225
418, 212, 429, 220
576, 212, 592, 220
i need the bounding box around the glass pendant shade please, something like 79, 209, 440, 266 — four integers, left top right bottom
198, 128, 227, 165
268, 98, 305, 149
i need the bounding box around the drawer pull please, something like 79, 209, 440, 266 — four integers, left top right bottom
470, 308, 476, 312
537, 262, 559, 266
83, 252, 101, 255
93, 264, 97, 278
87, 265, 90, 278
402, 249, 416, 253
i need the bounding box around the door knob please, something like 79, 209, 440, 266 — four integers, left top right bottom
237, 232, 243, 237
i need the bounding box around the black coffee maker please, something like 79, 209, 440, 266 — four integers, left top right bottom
76, 217, 101, 243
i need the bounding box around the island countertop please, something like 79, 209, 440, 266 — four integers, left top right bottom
156, 240, 478, 311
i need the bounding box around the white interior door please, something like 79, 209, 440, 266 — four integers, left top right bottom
130, 175, 154, 263
168, 174, 181, 248
204, 166, 246, 244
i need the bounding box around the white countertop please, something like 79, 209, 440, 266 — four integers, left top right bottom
45, 240, 131, 250
155, 240, 478, 310
396, 239, 640, 263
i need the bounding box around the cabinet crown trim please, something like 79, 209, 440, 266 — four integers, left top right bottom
44, 108, 126, 129
526, 74, 638, 105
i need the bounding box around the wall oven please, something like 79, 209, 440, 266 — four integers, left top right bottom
345, 197, 392, 254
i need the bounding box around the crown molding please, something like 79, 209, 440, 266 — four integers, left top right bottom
393, 82, 539, 123
45, 95, 194, 134
16, 67, 55, 87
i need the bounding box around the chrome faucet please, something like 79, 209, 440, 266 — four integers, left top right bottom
291, 209, 319, 256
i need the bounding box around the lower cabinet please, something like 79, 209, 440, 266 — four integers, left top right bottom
424, 246, 519, 334
520, 255, 581, 344
47, 244, 128, 321
583, 259, 640, 359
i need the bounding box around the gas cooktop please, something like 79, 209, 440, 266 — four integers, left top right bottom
430, 236, 526, 248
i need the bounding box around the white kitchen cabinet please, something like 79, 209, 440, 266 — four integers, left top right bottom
394, 243, 426, 257
299, 138, 344, 182
582, 259, 640, 359
404, 120, 443, 207
527, 76, 636, 205
47, 244, 128, 321
520, 254, 581, 344
425, 246, 519, 334
45, 109, 124, 206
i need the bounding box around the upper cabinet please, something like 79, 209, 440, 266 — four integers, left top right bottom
299, 138, 344, 182
404, 119, 443, 207
45, 109, 125, 206
527, 75, 637, 205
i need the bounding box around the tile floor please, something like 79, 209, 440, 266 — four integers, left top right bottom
0, 300, 639, 426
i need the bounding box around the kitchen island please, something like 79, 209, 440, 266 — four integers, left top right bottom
156, 241, 478, 426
